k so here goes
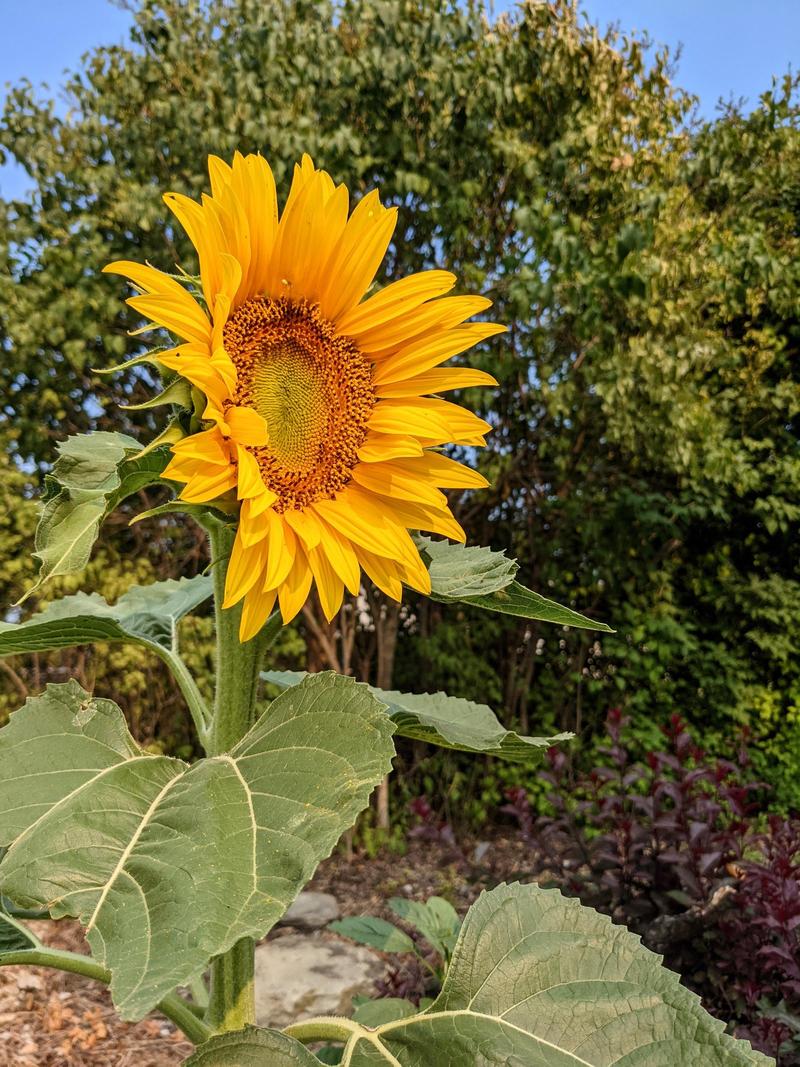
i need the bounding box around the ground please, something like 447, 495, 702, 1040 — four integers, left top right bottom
0, 836, 529, 1066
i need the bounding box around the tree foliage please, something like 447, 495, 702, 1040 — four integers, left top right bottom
1, 0, 798, 803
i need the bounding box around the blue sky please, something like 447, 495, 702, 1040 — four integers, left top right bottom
1, 0, 798, 199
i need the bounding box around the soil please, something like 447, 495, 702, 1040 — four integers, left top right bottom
0, 835, 530, 1066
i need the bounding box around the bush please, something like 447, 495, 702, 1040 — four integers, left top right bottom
502, 711, 800, 1063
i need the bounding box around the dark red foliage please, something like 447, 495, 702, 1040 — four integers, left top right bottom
502, 711, 800, 1064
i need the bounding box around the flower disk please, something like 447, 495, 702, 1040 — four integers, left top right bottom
105, 153, 503, 639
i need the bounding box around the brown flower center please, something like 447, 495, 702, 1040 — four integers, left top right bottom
223, 297, 374, 511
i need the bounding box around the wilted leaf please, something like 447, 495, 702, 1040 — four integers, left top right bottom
264, 671, 572, 762
0, 674, 395, 1019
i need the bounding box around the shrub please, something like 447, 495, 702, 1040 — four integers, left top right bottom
502, 711, 800, 1063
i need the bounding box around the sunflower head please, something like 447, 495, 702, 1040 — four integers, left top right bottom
106, 153, 503, 640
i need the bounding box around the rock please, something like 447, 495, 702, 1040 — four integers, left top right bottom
278, 890, 340, 931
255, 933, 384, 1028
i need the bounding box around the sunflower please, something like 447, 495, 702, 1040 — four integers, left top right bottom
105, 153, 503, 640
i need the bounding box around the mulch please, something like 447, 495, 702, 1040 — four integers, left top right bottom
0, 834, 531, 1066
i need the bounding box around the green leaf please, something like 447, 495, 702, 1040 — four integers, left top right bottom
387, 897, 460, 958
416, 536, 613, 632
0, 910, 40, 953
184, 1027, 320, 1066
336, 882, 773, 1065
23, 432, 168, 600
263, 671, 572, 763
414, 536, 517, 597
352, 998, 417, 1027
330, 916, 415, 954
0, 674, 395, 1020
0, 575, 212, 656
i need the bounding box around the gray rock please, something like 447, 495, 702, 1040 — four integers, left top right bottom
255, 933, 384, 1028
278, 890, 340, 931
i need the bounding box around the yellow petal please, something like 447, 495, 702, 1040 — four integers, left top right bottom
319, 191, 398, 321
307, 544, 346, 620
336, 270, 456, 339
278, 549, 314, 623
374, 367, 498, 398
263, 511, 297, 590
372, 323, 506, 386
224, 406, 269, 446
284, 508, 324, 551
240, 584, 278, 642
351, 462, 448, 508
358, 295, 493, 357
357, 433, 425, 463
393, 452, 489, 490
316, 519, 362, 595
224, 530, 267, 607
368, 398, 492, 443
353, 545, 404, 601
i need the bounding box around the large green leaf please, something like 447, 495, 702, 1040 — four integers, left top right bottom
0, 575, 212, 655
416, 536, 613, 632
184, 1028, 321, 1066
0, 675, 395, 1020
339, 882, 772, 1065
185, 883, 771, 1065
264, 671, 572, 762
23, 432, 169, 600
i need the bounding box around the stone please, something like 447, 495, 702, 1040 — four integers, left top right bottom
278, 890, 340, 931
254, 933, 384, 1029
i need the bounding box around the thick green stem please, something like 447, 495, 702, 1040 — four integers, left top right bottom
204, 521, 283, 1033
0, 947, 212, 1046
207, 522, 275, 756
206, 937, 256, 1034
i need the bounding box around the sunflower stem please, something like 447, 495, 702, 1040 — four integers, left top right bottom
204, 521, 283, 1033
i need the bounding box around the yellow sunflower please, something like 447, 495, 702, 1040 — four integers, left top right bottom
105, 153, 503, 640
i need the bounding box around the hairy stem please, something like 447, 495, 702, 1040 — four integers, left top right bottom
284, 1015, 364, 1044
204, 521, 283, 1033
206, 522, 277, 755
205, 937, 256, 1034
0, 947, 211, 1046
154, 646, 211, 748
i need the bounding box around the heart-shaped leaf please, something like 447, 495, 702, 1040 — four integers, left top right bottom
0, 575, 212, 655
264, 671, 572, 762
0, 674, 395, 1020
23, 432, 169, 600
416, 536, 613, 632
